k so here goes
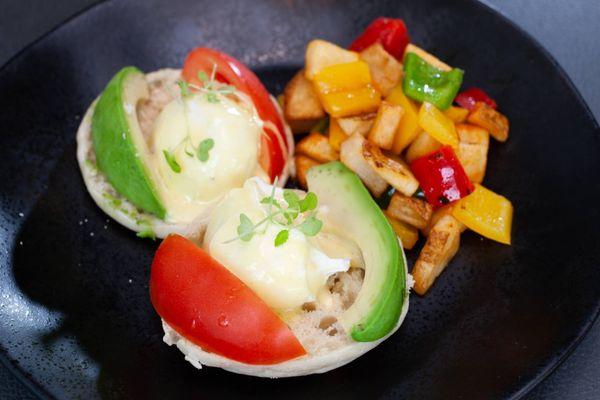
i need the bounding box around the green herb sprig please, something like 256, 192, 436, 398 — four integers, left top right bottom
225, 186, 322, 247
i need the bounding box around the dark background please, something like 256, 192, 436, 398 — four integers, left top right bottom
0, 0, 598, 398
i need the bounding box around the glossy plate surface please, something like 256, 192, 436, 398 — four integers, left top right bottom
0, 0, 599, 398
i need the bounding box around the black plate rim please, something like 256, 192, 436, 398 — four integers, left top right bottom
0, 1, 598, 399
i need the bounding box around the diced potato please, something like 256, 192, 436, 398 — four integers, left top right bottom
283, 70, 326, 130
305, 40, 359, 79
337, 113, 376, 136
404, 44, 452, 71
444, 106, 469, 123
368, 101, 404, 150
418, 102, 459, 148
422, 204, 466, 236
296, 132, 339, 163
359, 43, 403, 97
328, 118, 348, 151
385, 212, 419, 250
385, 84, 421, 153
467, 102, 509, 142
405, 131, 442, 163
386, 192, 433, 230
287, 119, 319, 135
412, 214, 461, 295
295, 155, 321, 189
320, 86, 381, 118
361, 140, 419, 196
456, 123, 489, 183
313, 61, 372, 93
340, 133, 388, 196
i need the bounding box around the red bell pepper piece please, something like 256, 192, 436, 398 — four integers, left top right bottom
455, 87, 497, 110
410, 146, 474, 209
349, 17, 410, 60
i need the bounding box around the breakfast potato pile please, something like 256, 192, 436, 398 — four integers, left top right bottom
281, 18, 513, 295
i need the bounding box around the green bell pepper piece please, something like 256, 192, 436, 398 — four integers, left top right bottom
402, 52, 464, 110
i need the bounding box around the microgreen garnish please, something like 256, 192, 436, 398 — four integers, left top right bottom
225, 186, 322, 247
197, 71, 208, 82
274, 230, 289, 247
163, 150, 181, 173
177, 80, 191, 97
197, 138, 215, 162
237, 213, 255, 242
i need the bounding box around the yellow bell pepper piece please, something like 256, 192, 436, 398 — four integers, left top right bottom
328, 118, 348, 151
452, 184, 513, 245
385, 84, 420, 153
444, 106, 469, 123
385, 212, 419, 250
418, 102, 459, 148
319, 86, 381, 118
313, 61, 372, 93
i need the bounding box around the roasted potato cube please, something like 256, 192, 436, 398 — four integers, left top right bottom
305, 39, 359, 80
444, 106, 469, 123
456, 123, 489, 183
359, 43, 403, 97
283, 69, 325, 133
361, 140, 419, 196
385, 212, 419, 250
368, 101, 404, 150
337, 113, 376, 136
296, 132, 339, 163
340, 133, 388, 196
387, 192, 433, 230
422, 204, 466, 236
412, 214, 461, 295
405, 131, 442, 163
404, 44, 452, 71
467, 102, 509, 142
328, 118, 349, 151
295, 155, 321, 189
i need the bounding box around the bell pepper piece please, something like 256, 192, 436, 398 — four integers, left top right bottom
402, 52, 464, 110
313, 61, 372, 93
418, 102, 459, 148
319, 86, 381, 118
455, 87, 497, 110
444, 106, 469, 123
452, 184, 513, 245
410, 146, 474, 209
386, 84, 420, 153
349, 17, 410, 60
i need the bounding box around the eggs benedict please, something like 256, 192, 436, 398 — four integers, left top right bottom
76, 49, 292, 241
150, 162, 411, 377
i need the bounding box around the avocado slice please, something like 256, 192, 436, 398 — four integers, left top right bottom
307, 161, 407, 342
92, 67, 166, 218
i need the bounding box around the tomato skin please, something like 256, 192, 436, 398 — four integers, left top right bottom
182, 48, 288, 182
349, 18, 410, 60
150, 235, 306, 365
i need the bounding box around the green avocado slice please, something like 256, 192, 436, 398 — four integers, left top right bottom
92, 67, 166, 219
307, 161, 407, 342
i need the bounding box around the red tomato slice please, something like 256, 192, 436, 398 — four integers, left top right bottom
182, 48, 289, 182
150, 235, 306, 365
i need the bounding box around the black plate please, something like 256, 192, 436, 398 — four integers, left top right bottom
1, 0, 599, 399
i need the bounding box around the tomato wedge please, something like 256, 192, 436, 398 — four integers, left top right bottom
182, 48, 289, 182
150, 235, 306, 365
